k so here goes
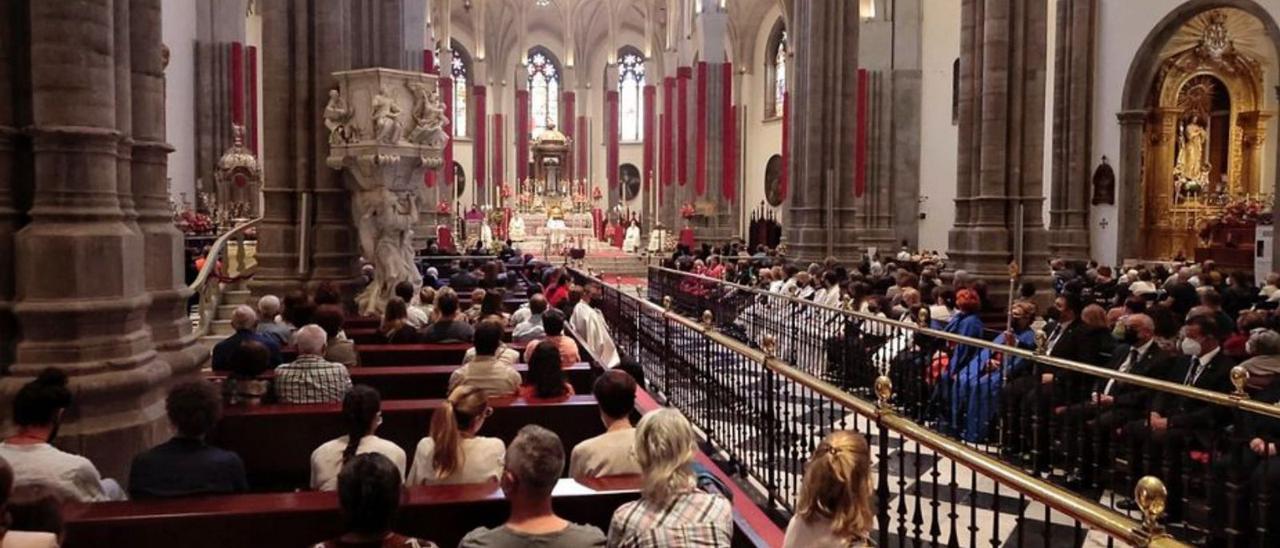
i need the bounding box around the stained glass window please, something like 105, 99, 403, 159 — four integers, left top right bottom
527, 50, 561, 139
773, 30, 787, 118
451, 49, 468, 137
618, 50, 646, 141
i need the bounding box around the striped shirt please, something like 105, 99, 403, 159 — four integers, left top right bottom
607, 491, 733, 548
274, 355, 352, 404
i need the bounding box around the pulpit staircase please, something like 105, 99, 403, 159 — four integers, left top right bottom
190, 218, 261, 348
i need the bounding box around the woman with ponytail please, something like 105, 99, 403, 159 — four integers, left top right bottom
0, 368, 125, 502
310, 386, 406, 491
607, 409, 732, 547
406, 385, 504, 486
783, 431, 874, 548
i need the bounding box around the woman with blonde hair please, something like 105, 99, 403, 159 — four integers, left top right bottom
607, 408, 732, 547
406, 385, 505, 486
784, 430, 875, 547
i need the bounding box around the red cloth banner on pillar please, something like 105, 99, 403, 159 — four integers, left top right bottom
606, 90, 620, 189
643, 85, 655, 192
780, 91, 789, 202
474, 85, 487, 189
248, 46, 258, 154
663, 77, 674, 189
577, 116, 588, 181
721, 63, 734, 202
658, 113, 665, 205
695, 62, 708, 196
492, 114, 504, 188
441, 76, 454, 188
677, 67, 691, 186
562, 91, 575, 183
229, 42, 245, 126
423, 49, 436, 188
515, 90, 529, 185
855, 68, 868, 198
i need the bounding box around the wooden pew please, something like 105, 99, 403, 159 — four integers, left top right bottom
355, 342, 527, 366
209, 395, 605, 490
207, 363, 596, 401
63, 477, 640, 548
345, 326, 516, 346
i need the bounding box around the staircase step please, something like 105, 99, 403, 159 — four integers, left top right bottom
210, 319, 234, 336
222, 289, 254, 306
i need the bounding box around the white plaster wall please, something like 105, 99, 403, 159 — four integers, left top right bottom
741, 6, 785, 236
163, 0, 198, 205
917, 0, 960, 253
1092, 0, 1280, 263
1043, 0, 1057, 233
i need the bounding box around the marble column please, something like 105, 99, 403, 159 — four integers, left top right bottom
948, 0, 1051, 306
1047, 0, 1096, 261
4, 0, 170, 481
785, 0, 860, 261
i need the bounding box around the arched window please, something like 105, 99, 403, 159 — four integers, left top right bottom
765, 19, 787, 119
527, 48, 561, 139
618, 48, 646, 141
451, 45, 470, 138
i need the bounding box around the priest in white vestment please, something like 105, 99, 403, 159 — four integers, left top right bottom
622, 223, 641, 253
569, 286, 620, 369
509, 215, 527, 242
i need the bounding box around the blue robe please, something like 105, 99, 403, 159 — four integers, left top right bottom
931, 312, 985, 435
953, 328, 1036, 442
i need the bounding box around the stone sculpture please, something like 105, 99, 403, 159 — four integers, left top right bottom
372, 84, 404, 144
324, 89, 355, 144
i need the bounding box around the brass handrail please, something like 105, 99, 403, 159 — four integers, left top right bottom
648, 266, 1280, 420
189, 217, 262, 338
577, 268, 1190, 547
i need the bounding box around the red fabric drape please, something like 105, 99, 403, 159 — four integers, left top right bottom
492, 114, 503, 188
643, 85, 655, 192
722, 63, 735, 202
515, 89, 529, 185
780, 91, 789, 202
441, 76, 454, 188
855, 69, 869, 198
662, 77, 674, 190
677, 67, 691, 186
230, 42, 245, 126
247, 46, 258, 154
562, 91, 575, 182
658, 113, 665, 205
606, 90, 619, 189
424, 49, 436, 188
695, 62, 708, 196
473, 86, 486, 189
577, 116, 588, 181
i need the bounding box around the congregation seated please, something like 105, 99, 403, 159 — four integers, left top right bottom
607, 409, 733, 546
458, 425, 607, 547
512, 293, 548, 342
280, 289, 317, 332
783, 431, 874, 548
570, 370, 641, 481
0, 369, 125, 502
449, 319, 521, 397
544, 269, 571, 310
310, 386, 406, 492
415, 286, 437, 325
406, 386, 505, 487
275, 325, 353, 404
478, 289, 510, 324
517, 342, 575, 402
316, 304, 360, 367
394, 281, 430, 329
212, 305, 282, 373
129, 381, 247, 499
508, 284, 544, 330
569, 283, 620, 369
463, 288, 486, 324
1238, 328, 1280, 379
313, 453, 438, 548
0, 456, 59, 548
255, 295, 295, 347
420, 288, 474, 343
222, 339, 274, 406
522, 309, 580, 368
379, 298, 421, 345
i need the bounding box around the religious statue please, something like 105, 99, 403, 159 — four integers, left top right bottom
353, 187, 424, 315
372, 85, 404, 145
1175, 117, 1211, 195
324, 89, 355, 145
406, 82, 449, 149
509, 213, 527, 242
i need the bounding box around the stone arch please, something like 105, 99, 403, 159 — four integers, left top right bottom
1115, 0, 1280, 263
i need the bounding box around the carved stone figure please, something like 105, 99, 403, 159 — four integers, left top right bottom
372, 85, 404, 144
407, 82, 449, 149
324, 89, 355, 145
353, 187, 423, 315
1175, 118, 1209, 184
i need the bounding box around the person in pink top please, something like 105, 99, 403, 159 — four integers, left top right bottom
522, 309, 580, 368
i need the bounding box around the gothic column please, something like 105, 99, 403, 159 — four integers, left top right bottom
0, 1, 23, 371
948, 0, 1051, 304
193, 0, 248, 202
6, 0, 170, 480
1047, 0, 1096, 261
785, 0, 860, 261
1116, 110, 1146, 263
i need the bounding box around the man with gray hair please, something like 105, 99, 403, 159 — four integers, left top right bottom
458, 425, 606, 547
1240, 329, 1280, 376
273, 324, 351, 404
212, 305, 281, 372
255, 295, 294, 346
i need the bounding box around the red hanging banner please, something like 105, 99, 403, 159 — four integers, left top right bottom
442, 76, 454, 188
721, 62, 735, 202
562, 91, 575, 182
577, 116, 588, 181
606, 90, 620, 189
643, 85, 655, 192
663, 77, 675, 189
492, 113, 504, 188
658, 113, 665, 205
695, 63, 708, 196
515, 89, 530, 185
247, 46, 258, 154
780, 91, 790, 202
229, 42, 245, 126
855, 69, 869, 198
473, 85, 486, 188
677, 67, 691, 186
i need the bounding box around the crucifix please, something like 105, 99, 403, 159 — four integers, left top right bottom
1099, 218, 1109, 229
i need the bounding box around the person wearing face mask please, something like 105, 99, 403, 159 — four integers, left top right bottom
1120, 315, 1236, 517
950, 302, 1038, 443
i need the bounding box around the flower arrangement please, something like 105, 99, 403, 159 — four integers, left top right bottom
680, 202, 696, 219
1197, 196, 1272, 242
174, 208, 215, 236
436, 200, 453, 216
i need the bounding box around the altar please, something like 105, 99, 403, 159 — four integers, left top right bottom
506, 123, 600, 255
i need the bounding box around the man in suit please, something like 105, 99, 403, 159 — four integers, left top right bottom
1058, 314, 1174, 487
1121, 315, 1236, 517
1210, 380, 1280, 545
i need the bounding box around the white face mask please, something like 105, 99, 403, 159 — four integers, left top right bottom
1180, 337, 1202, 357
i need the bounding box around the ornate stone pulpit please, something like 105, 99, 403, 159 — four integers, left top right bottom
326, 68, 448, 316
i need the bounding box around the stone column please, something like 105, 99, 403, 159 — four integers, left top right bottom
194, 0, 248, 201
0, 2, 22, 372
785, 0, 860, 261
5, 0, 169, 481
1238, 111, 1270, 195
1047, 0, 1096, 261
948, 0, 1051, 306
1116, 110, 1146, 263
